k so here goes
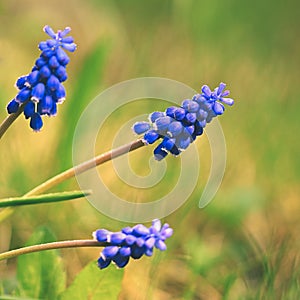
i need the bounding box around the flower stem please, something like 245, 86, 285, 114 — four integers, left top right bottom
26, 139, 145, 196
0, 239, 108, 261
0, 139, 145, 221
0, 102, 26, 140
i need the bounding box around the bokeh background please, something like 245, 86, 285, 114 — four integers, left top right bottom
0, 0, 299, 299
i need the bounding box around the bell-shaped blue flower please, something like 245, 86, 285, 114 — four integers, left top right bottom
149, 111, 165, 123
53, 84, 66, 103
38, 95, 53, 114
30, 113, 43, 131
54, 66, 67, 82
27, 70, 40, 87
143, 130, 160, 144
56, 47, 70, 65
31, 83, 45, 102
49, 102, 57, 116
93, 229, 110, 242
132, 122, 151, 135
182, 99, 199, 113
48, 56, 60, 69
167, 121, 183, 137
16, 88, 31, 103
119, 246, 131, 257
15, 76, 27, 89
7, 100, 20, 114
97, 257, 111, 269
24, 102, 35, 119
109, 232, 126, 244
155, 116, 172, 131
113, 253, 130, 268
102, 246, 119, 259
153, 144, 168, 160
47, 75, 60, 91
39, 65, 51, 78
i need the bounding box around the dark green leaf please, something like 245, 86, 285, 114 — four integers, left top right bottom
17, 227, 66, 300
59, 262, 124, 300
0, 190, 91, 207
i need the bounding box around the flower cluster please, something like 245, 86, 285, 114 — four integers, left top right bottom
7, 25, 76, 131
133, 83, 234, 160
93, 219, 173, 269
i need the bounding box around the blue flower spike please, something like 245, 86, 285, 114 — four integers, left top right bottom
7, 25, 76, 131
132, 83, 235, 160
93, 219, 173, 269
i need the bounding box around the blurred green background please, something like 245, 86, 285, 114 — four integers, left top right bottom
0, 0, 299, 299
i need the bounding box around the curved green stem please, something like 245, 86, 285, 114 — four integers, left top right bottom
0, 102, 27, 140
0, 239, 108, 261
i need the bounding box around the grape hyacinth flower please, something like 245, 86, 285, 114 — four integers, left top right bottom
7, 25, 76, 131
132, 83, 234, 160
93, 219, 173, 269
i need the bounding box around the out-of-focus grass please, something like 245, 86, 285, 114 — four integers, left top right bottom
0, 0, 300, 298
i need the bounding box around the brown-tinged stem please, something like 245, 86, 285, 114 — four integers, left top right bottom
0, 139, 146, 221
0, 239, 108, 261
0, 102, 27, 140
25, 139, 145, 196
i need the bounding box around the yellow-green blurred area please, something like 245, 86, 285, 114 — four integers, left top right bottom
0, 0, 300, 298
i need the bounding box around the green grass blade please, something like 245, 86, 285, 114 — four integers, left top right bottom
17, 227, 66, 300
0, 190, 91, 207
